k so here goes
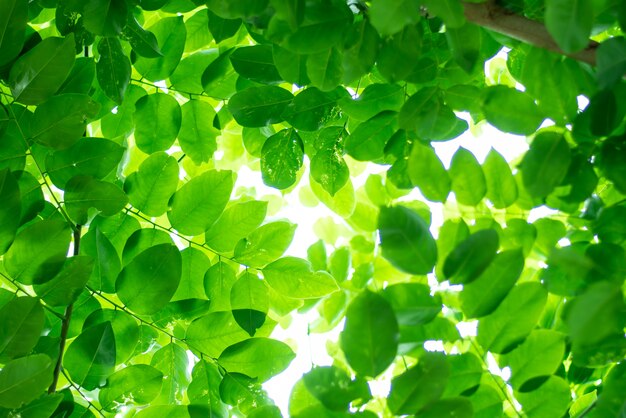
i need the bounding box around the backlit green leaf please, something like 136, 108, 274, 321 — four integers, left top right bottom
99, 365, 163, 411
124, 152, 179, 217
205, 200, 268, 253
33, 255, 94, 307
263, 257, 339, 299
369, 0, 420, 36
228, 86, 294, 127
345, 111, 398, 161
178, 100, 219, 164
133, 93, 182, 154
443, 229, 499, 285
545, 0, 593, 53
483, 149, 518, 209
407, 142, 451, 202
96, 37, 130, 105
64, 175, 128, 225
0, 354, 54, 409
0, 168, 20, 254
230, 45, 282, 84
482, 86, 544, 135
82, 0, 127, 36
234, 221, 296, 268
260, 128, 304, 189
134, 16, 186, 81
449, 147, 486, 206
219, 338, 295, 382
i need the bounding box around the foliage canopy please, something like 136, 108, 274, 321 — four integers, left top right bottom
1, 0, 626, 417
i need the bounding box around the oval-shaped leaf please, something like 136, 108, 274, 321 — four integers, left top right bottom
449, 147, 486, 206
133, 93, 182, 154
443, 229, 499, 285
178, 100, 219, 164
133, 16, 186, 81
263, 256, 339, 299
64, 175, 128, 225
0, 296, 44, 361
96, 37, 131, 105
124, 152, 179, 217
260, 128, 304, 190
0, 168, 21, 254
219, 337, 295, 382
521, 132, 571, 198
482, 86, 544, 135
0, 354, 54, 409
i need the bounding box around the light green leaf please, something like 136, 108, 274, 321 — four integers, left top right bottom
219, 338, 296, 382
449, 147, 486, 206
303, 366, 371, 412
283, 87, 346, 131
482, 86, 544, 135
230, 271, 269, 336
340, 290, 399, 378
545, 0, 593, 54
260, 128, 304, 189
149, 343, 189, 405
515, 376, 571, 418
81, 228, 121, 293
83, 309, 139, 365
306, 48, 343, 92
134, 16, 186, 81
0, 296, 44, 361
228, 86, 294, 127
378, 205, 437, 275
184, 10, 212, 53
460, 249, 525, 318
8, 34, 76, 105
445, 22, 481, 73
477, 282, 548, 354
234, 221, 296, 268
345, 111, 398, 161
168, 169, 234, 236
443, 229, 499, 285
388, 352, 450, 415
178, 100, 219, 164
205, 200, 268, 253
369, 0, 420, 36
421, 0, 465, 28
133, 93, 182, 154
64, 175, 128, 225
63, 321, 116, 391
522, 132, 572, 198
339, 83, 404, 121
124, 152, 179, 217
172, 247, 211, 301
30, 94, 100, 150
483, 148, 518, 209
382, 283, 441, 326
0, 0, 28, 66
188, 359, 228, 416
4, 219, 71, 285
204, 262, 238, 312
263, 257, 339, 299
0, 354, 54, 409
0, 168, 21, 254
310, 173, 356, 218
96, 37, 131, 105
115, 244, 182, 315
407, 142, 451, 202
99, 364, 163, 411
186, 312, 250, 358
310, 148, 349, 197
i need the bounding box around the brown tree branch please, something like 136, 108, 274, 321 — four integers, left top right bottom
462, 1, 599, 66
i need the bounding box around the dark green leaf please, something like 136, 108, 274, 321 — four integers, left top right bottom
594, 205, 626, 243
99, 365, 163, 411
339, 83, 403, 121
303, 366, 371, 411
260, 128, 304, 189
545, 0, 593, 53
83, 309, 139, 364
306, 47, 343, 92
64, 175, 128, 225
0, 296, 44, 361
168, 169, 234, 236
407, 142, 451, 202
521, 132, 571, 198
0, 0, 28, 66
124, 152, 179, 217
33, 255, 94, 307
63, 321, 116, 390
207, 10, 241, 43
272, 45, 310, 86
382, 283, 441, 326
340, 290, 399, 378
116, 244, 182, 315
219, 338, 295, 382
82, 0, 127, 36
369, 0, 420, 36
0, 354, 53, 409
446, 22, 481, 73
443, 229, 499, 285
178, 100, 219, 164
597, 37, 626, 89
228, 86, 294, 127
122, 16, 162, 58
589, 362, 626, 418
230, 45, 282, 84
8, 34, 76, 105
4, 219, 71, 285
96, 37, 130, 105
133, 93, 182, 154
30, 94, 100, 150
81, 228, 121, 293
283, 87, 346, 132
345, 111, 398, 161
597, 135, 626, 194
482, 86, 544, 135
230, 270, 269, 336
378, 205, 437, 275
134, 16, 186, 81
0, 168, 21, 254
421, 0, 465, 28
201, 49, 238, 99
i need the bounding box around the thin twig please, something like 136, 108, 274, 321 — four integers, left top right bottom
60, 369, 106, 417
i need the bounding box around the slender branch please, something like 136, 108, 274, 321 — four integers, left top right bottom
462, 1, 598, 66
60, 369, 106, 417
48, 226, 82, 394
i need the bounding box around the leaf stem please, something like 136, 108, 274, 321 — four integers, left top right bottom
48, 226, 82, 394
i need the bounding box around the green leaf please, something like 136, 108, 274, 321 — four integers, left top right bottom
460, 249, 525, 318
515, 376, 571, 418
0, 0, 28, 66
272, 45, 310, 86
378, 205, 437, 275
449, 147, 486, 206
149, 343, 189, 405
9, 392, 64, 418
134, 16, 186, 81
545, 0, 593, 53
63, 321, 116, 391
30, 94, 100, 150
477, 282, 548, 354
369, 0, 420, 36
598, 136, 626, 194
310, 148, 349, 197
33, 255, 94, 307
178, 100, 219, 164
219, 338, 296, 382
230, 45, 282, 84
81, 228, 121, 293
443, 353, 483, 397
234, 221, 296, 268
596, 37, 626, 89
185, 10, 212, 53
260, 128, 304, 189
283, 87, 346, 131
388, 352, 450, 415
124, 152, 179, 217
0, 354, 54, 409
306, 48, 343, 92
205, 200, 268, 253
382, 283, 441, 326
345, 111, 398, 161
172, 247, 211, 301
99, 364, 163, 411
168, 169, 234, 236
207, 10, 241, 43
206, 0, 268, 19
482, 86, 544, 135
230, 270, 269, 336
501, 329, 565, 390
589, 362, 626, 418
228, 86, 294, 127
122, 16, 162, 58
64, 175, 128, 224
204, 261, 237, 312
443, 229, 499, 284
186, 312, 250, 358
45, 137, 124, 189
96, 37, 130, 105
302, 366, 371, 411
116, 244, 182, 315
13, 170, 43, 225
201, 49, 238, 99
263, 256, 338, 299
483, 148, 518, 209
339, 83, 404, 121
407, 142, 451, 202
219, 372, 269, 413
421, 0, 465, 28
58, 56, 96, 95
188, 360, 228, 416
133, 93, 182, 154
340, 290, 399, 378
416, 398, 474, 418
0, 296, 44, 361
83, 309, 139, 365
446, 22, 481, 73
0, 168, 21, 254
4, 219, 71, 285
8, 34, 76, 105
82, 0, 127, 36
521, 132, 571, 198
